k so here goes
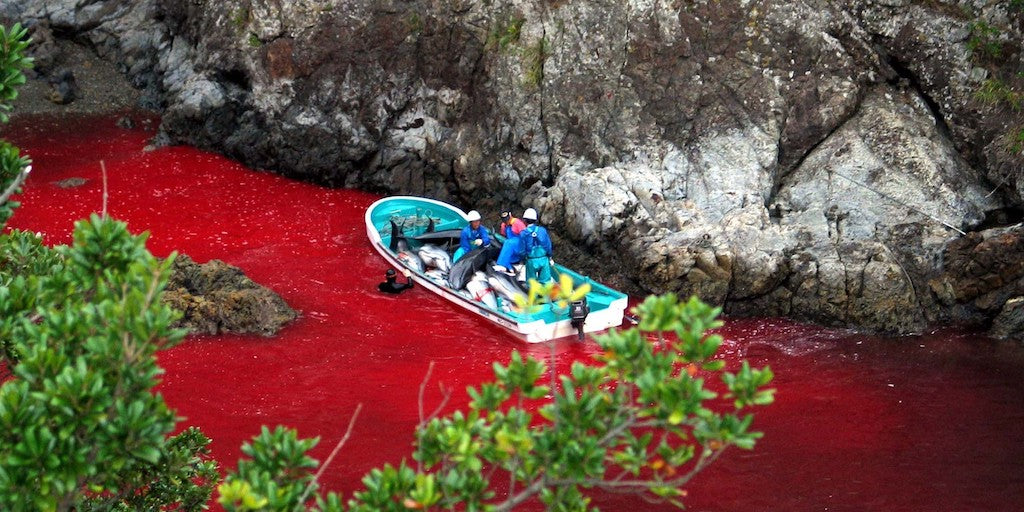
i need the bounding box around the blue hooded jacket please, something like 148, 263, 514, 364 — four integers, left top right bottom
517, 224, 552, 259
459, 224, 491, 252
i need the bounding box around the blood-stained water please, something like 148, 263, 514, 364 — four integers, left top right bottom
4, 113, 1024, 511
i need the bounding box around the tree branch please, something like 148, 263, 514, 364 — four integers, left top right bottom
416, 361, 451, 472
296, 403, 363, 508
418, 361, 434, 431
491, 477, 547, 512
546, 447, 724, 496
416, 360, 435, 472
100, 160, 109, 218
0, 164, 30, 206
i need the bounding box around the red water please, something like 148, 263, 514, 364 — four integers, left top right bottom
4, 113, 1024, 511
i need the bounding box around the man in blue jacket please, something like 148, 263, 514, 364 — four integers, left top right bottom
456, 210, 491, 261
494, 210, 527, 272
517, 208, 553, 283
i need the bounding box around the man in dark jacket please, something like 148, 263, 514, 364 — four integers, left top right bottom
378, 268, 414, 294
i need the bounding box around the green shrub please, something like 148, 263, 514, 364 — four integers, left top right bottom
0, 23, 32, 225
967, 20, 1003, 60
0, 23, 218, 511
232, 7, 249, 29
487, 16, 525, 52
0, 216, 219, 511
975, 78, 1023, 114
0, 23, 32, 123
522, 37, 549, 88
1008, 127, 1024, 155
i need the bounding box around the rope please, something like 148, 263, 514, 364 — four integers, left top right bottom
832, 171, 966, 236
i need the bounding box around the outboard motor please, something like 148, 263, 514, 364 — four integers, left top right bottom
569, 298, 590, 341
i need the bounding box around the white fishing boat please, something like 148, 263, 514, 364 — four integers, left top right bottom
365, 196, 629, 342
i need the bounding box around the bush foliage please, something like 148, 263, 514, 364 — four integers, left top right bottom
0, 22, 218, 512
0, 216, 220, 511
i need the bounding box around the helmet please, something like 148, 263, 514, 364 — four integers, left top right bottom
386, 268, 396, 277
500, 210, 511, 220
466, 210, 481, 221
522, 208, 538, 221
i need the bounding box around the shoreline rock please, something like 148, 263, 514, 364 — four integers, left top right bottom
8, 25, 143, 116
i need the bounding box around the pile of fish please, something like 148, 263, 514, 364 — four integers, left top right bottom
390, 220, 526, 310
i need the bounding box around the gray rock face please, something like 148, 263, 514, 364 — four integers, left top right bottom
853, 1, 1024, 203
5, 0, 1023, 336
770, 86, 1000, 331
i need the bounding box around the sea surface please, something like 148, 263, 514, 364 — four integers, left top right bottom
4, 113, 1023, 511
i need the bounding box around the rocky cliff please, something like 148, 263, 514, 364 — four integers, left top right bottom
3, 0, 1022, 337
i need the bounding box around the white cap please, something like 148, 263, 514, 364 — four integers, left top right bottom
466, 210, 481, 221
523, 208, 538, 221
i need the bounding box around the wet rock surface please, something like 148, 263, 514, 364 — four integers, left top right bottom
991, 297, 1024, 341
5, 0, 1023, 337
163, 254, 297, 337
930, 224, 1024, 339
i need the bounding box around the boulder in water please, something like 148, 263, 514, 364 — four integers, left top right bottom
163, 254, 297, 336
